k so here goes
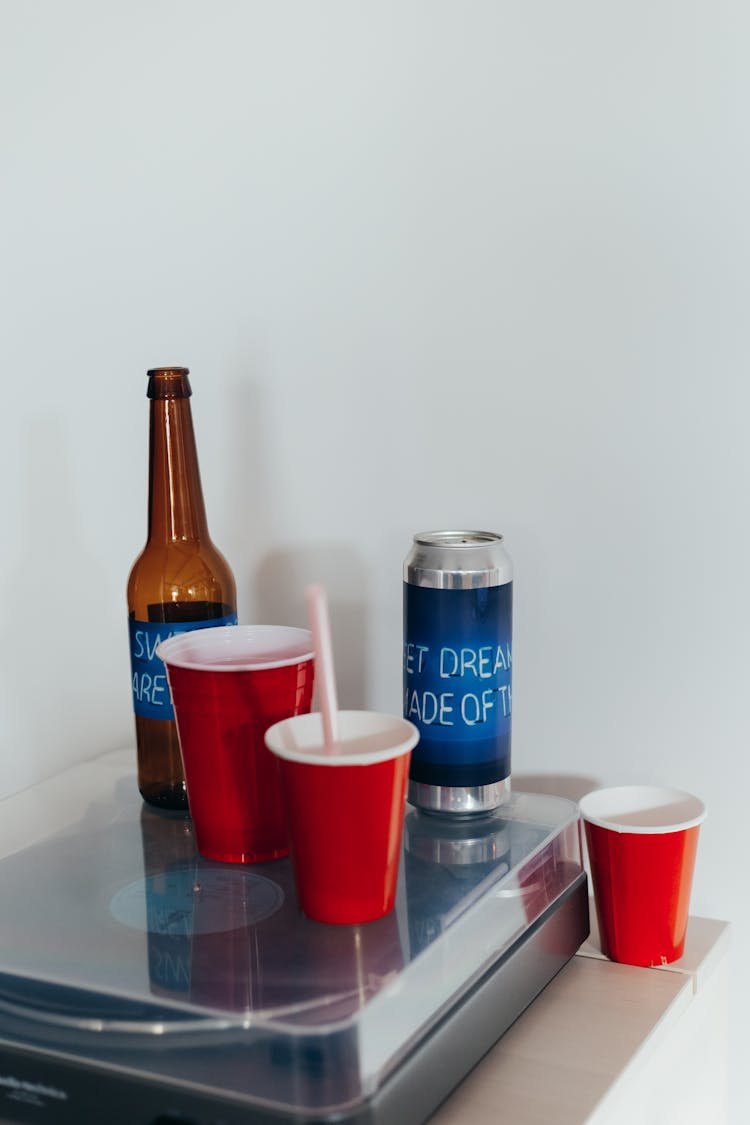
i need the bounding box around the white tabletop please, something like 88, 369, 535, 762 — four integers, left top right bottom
431, 912, 730, 1125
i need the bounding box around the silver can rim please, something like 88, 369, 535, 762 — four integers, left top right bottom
404, 530, 512, 588
412, 530, 504, 548
408, 779, 511, 815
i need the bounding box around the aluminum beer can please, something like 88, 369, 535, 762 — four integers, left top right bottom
403, 531, 513, 815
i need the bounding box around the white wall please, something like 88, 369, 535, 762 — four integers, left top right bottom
2, 1, 747, 1118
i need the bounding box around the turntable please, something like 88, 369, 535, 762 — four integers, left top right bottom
0, 750, 588, 1123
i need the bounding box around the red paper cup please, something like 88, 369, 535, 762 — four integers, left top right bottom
579, 785, 706, 966
157, 625, 314, 865
265, 711, 419, 924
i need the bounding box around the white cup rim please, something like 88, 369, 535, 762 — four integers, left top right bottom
156, 624, 314, 672
265, 710, 419, 767
579, 785, 706, 834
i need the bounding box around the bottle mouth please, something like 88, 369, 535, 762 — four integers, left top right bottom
147, 367, 192, 399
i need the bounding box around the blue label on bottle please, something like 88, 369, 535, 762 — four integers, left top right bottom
403, 583, 512, 788
129, 614, 237, 721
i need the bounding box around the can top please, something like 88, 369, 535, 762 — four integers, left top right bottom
404, 530, 512, 588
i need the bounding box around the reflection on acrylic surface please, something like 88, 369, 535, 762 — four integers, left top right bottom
129, 800, 583, 1017
134, 806, 405, 1019
404, 803, 583, 956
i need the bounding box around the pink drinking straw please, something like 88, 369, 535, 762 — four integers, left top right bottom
305, 584, 340, 752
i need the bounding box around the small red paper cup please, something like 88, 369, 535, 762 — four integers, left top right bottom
579, 786, 706, 966
265, 711, 419, 925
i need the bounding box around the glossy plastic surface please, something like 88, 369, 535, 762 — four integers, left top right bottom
0, 750, 585, 1117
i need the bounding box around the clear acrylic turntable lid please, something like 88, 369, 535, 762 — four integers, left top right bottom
0, 749, 584, 1114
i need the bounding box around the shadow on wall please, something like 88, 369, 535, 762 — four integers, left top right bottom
218, 372, 370, 709
0, 412, 124, 794
220, 374, 277, 621
255, 544, 369, 710
512, 774, 601, 803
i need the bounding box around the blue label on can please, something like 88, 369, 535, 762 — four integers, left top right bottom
129, 614, 237, 721
403, 582, 512, 788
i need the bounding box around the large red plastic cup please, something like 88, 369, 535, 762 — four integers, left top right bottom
579, 786, 706, 967
157, 625, 314, 865
264, 711, 419, 924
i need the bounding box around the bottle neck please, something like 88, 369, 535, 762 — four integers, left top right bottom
147, 379, 209, 544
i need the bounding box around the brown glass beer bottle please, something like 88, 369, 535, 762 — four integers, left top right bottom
127, 366, 237, 810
